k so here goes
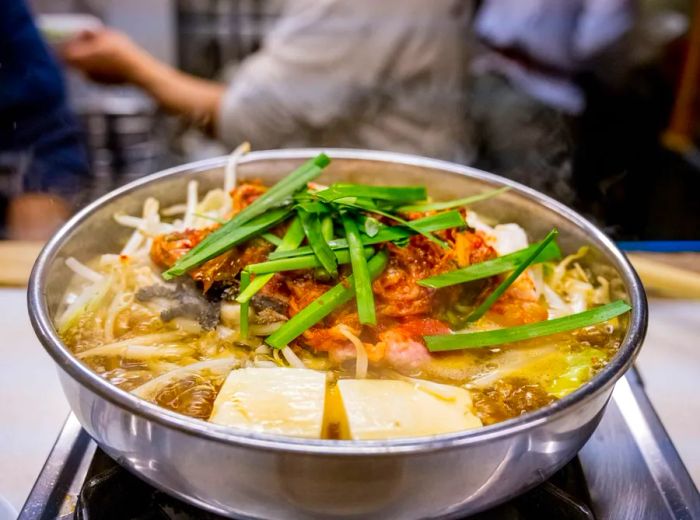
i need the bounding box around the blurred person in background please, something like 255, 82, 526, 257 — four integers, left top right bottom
61, 0, 474, 163
469, 0, 635, 204
0, 0, 90, 240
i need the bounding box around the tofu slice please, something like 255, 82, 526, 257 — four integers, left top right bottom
209, 368, 327, 438
337, 379, 482, 440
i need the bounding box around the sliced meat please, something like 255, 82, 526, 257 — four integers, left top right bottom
379, 318, 451, 373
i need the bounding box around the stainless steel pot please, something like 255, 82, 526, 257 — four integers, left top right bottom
28, 149, 647, 519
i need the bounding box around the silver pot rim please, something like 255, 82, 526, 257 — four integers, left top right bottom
27, 148, 648, 456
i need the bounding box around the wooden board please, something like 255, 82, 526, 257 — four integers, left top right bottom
0, 241, 45, 286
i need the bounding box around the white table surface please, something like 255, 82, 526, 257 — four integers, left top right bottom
0, 289, 698, 513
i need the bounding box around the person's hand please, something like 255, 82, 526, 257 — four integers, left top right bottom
60, 28, 152, 85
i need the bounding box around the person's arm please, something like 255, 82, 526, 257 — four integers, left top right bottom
61, 29, 225, 130
131, 53, 225, 131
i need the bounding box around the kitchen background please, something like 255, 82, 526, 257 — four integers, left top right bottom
0, 0, 698, 516
14, 0, 700, 241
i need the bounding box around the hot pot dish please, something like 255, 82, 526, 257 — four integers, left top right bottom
28, 149, 647, 519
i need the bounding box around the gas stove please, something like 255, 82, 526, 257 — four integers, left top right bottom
18, 369, 700, 520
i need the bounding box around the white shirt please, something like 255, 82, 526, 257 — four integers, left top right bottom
218, 0, 473, 162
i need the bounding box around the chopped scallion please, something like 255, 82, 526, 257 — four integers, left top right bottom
342, 215, 376, 325
465, 229, 558, 322
466, 229, 558, 322
163, 154, 329, 278
261, 233, 282, 247
398, 186, 510, 212
419, 239, 561, 289
321, 215, 334, 241
237, 218, 305, 303
266, 251, 389, 348
317, 184, 427, 203
239, 271, 251, 339
425, 300, 631, 351
163, 206, 292, 279
362, 216, 381, 237
267, 210, 464, 260
337, 198, 448, 248
296, 201, 330, 214
247, 247, 373, 274
298, 209, 338, 276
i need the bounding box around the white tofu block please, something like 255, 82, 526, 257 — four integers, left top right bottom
209, 367, 327, 438
337, 379, 482, 440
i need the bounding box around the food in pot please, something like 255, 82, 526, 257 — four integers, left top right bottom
56, 150, 630, 439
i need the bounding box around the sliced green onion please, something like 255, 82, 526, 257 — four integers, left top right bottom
261, 233, 282, 246
237, 218, 305, 303
296, 201, 330, 214
342, 215, 376, 325
398, 186, 510, 212
317, 184, 427, 203
164, 154, 329, 278
362, 216, 381, 237
247, 247, 373, 274
337, 198, 448, 248
425, 300, 631, 351
419, 240, 562, 289
298, 209, 338, 276
266, 251, 389, 348
163, 206, 292, 279
321, 215, 334, 241
239, 270, 251, 339
466, 229, 558, 322
267, 211, 464, 260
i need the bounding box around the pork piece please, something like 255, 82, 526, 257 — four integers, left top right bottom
136, 282, 219, 330
320, 317, 451, 371
379, 318, 451, 372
